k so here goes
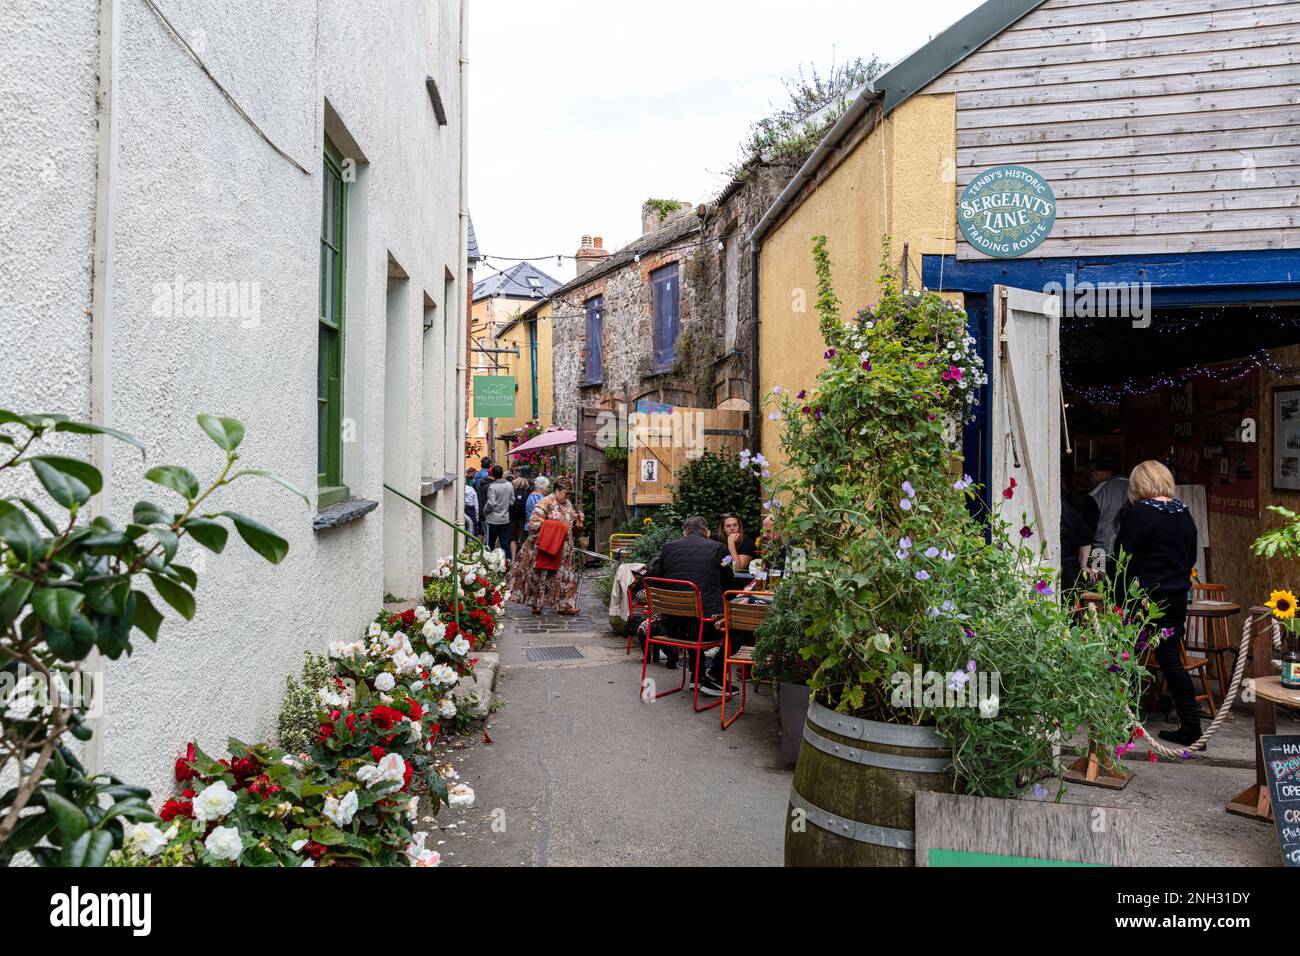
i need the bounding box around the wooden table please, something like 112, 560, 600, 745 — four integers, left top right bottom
1226, 609, 1292, 822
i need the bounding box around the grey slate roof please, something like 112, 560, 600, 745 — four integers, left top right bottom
467, 213, 481, 265
472, 261, 561, 302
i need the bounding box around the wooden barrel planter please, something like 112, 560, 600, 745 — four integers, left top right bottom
785, 698, 954, 866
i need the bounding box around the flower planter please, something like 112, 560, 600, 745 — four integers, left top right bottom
778, 682, 811, 767
785, 699, 954, 867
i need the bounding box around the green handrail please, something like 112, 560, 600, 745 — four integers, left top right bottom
382, 482, 486, 633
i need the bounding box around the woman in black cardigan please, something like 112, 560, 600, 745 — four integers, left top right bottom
1113, 460, 1201, 746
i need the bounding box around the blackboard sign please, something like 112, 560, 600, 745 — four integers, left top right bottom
1262, 735, 1300, 866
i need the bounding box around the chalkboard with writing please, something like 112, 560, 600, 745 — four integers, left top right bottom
1262, 735, 1300, 866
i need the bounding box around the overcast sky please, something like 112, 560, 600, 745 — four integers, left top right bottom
466, 0, 984, 286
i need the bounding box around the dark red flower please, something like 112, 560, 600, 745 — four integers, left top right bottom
175, 742, 196, 782
306, 842, 327, 859
369, 705, 405, 731
370, 745, 387, 760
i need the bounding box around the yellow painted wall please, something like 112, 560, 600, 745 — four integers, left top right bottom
465, 297, 554, 467
758, 93, 961, 467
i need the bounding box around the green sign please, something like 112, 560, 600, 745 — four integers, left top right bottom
473, 376, 516, 418
957, 165, 1057, 258
928, 849, 1097, 867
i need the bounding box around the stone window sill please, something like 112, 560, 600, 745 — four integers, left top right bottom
313, 497, 378, 532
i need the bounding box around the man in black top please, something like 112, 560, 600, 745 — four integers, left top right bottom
645, 515, 735, 696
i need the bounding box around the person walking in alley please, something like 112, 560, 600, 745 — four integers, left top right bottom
508, 475, 532, 560
508, 477, 584, 616
474, 457, 493, 536
464, 467, 479, 535
527, 475, 548, 521
1112, 460, 1201, 747
644, 515, 736, 697
483, 465, 514, 558
1083, 459, 1129, 580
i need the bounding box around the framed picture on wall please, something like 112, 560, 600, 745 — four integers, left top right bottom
1273, 386, 1300, 492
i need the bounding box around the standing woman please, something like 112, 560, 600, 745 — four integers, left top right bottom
1113, 460, 1201, 746
509, 477, 584, 616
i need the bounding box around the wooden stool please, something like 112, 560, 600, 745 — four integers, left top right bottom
1191, 583, 1238, 694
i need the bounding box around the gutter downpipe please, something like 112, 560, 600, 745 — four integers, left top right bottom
85, 0, 121, 777
455, 0, 469, 557
746, 83, 883, 459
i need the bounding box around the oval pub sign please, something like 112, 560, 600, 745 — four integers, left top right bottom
957, 165, 1057, 258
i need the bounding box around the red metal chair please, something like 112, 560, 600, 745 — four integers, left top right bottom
720, 589, 773, 729
640, 578, 724, 712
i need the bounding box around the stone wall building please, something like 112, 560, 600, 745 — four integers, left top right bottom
551, 161, 797, 433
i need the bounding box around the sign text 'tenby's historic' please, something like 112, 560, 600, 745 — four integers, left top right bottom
957, 165, 1057, 258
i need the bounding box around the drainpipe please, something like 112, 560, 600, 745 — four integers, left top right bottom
85, 0, 121, 777
454, 0, 469, 555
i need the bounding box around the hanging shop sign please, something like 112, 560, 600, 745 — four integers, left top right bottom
472, 376, 516, 418
958, 165, 1057, 259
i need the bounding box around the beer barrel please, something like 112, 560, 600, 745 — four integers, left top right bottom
785, 698, 954, 866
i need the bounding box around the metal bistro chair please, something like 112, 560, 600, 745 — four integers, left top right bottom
640, 578, 725, 712
609, 533, 641, 561
721, 589, 773, 730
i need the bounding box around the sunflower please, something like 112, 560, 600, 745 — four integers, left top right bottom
1267, 589, 1298, 620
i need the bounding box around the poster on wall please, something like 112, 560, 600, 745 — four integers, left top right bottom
1274, 387, 1300, 493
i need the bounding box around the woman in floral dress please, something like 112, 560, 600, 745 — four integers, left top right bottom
508, 478, 584, 615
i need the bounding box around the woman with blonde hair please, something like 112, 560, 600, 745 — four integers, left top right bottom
1113, 460, 1201, 746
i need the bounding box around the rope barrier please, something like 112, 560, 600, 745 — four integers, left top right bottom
1122, 609, 1279, 760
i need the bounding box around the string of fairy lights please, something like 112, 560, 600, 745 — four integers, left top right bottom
1064, 349, 1300, 406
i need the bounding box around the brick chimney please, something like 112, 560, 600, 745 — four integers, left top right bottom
574, 234, 610, 277
642, 200, 690, 235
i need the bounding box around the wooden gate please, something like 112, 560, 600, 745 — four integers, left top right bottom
628, 406, 746, 506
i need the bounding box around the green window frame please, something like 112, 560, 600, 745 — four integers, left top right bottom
318, 138, 348, 507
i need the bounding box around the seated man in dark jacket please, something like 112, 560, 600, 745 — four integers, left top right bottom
643, 515, 735, 696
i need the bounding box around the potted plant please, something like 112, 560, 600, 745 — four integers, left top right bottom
765, 240, 1153, 866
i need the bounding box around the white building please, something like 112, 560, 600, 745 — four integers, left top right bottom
0, 0, 469, 797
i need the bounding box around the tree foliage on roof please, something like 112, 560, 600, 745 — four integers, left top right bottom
731, 55, 887, 175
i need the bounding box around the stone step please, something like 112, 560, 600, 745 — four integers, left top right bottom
455, 651, 499, 719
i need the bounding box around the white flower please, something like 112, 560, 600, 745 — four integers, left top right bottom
979, 695, 1000, 718
447, 783, 476, 808
407, 719, 423, 743
318, 687, 349, 708
449, 636, 471, 657
406, 795, 420, 824
438, 697, 457, 718
281, 754, 305, 770
422, 619, 447, 643
368, 622, 382, 638
429, 664, 458, 688
405, 831, 442, 867
302, 859, 316, 867
204, 825, 243, 862
291, 838, 308, 851
418, 651, 434, 669
322, 789, 359, 825
414, 606, 430, 624
355, 753, 407, 791
329, 639, 365, 660
192, 780, 238, 823
410, 680, 425, 694
124, 822, 168, 857
374, 672, 395, 692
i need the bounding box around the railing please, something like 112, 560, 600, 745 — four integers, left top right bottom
383, 482, 486, 633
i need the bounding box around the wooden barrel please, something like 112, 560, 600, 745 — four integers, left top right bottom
785, 698, 954, 866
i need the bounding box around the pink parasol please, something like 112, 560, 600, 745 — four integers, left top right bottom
508, 428, 576, 456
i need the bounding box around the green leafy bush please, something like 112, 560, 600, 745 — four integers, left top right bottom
764, 240, 1154, 797
0, 411, 302, 866
665, 450, 760, 536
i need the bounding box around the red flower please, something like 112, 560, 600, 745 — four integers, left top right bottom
159, 795, 194, 821
345, 712, 357, 732
1002, 477, 1017, 500
318, 722, 334, 743
369, 705, 405, 731
370, 745, 387, 760
306, 841, 327, 859
175, 742, 196, 782
407, 699, 423, 720
401, 759, 414, 792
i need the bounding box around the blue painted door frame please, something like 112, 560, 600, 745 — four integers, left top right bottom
924, 248, 1300, 506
